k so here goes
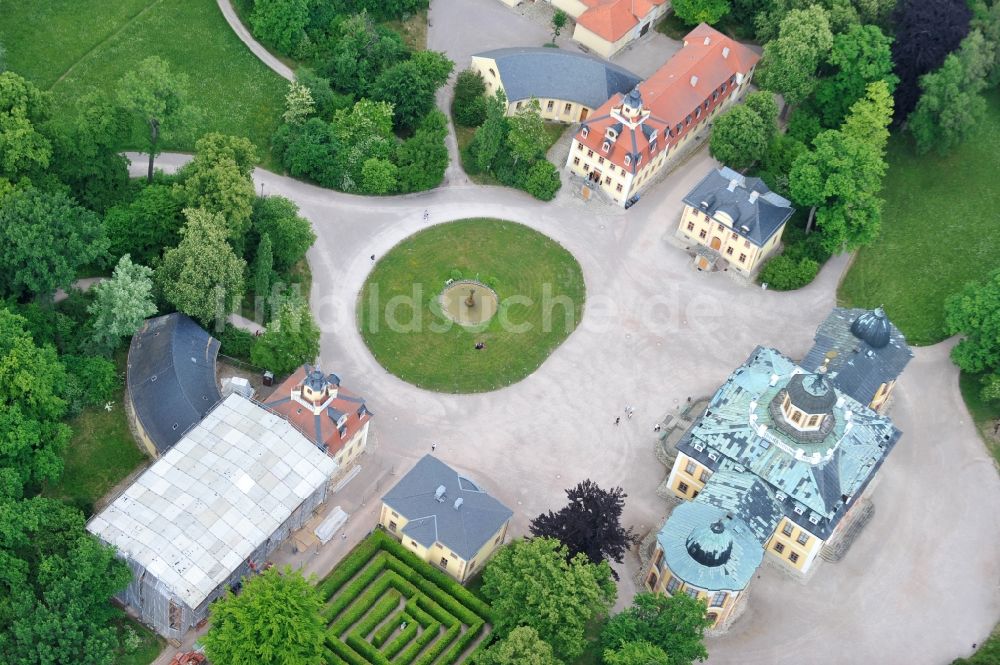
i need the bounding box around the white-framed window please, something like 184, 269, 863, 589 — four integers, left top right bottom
582, 126, 589, 138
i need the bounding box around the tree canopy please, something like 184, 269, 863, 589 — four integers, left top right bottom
474, 626, 562, 665
117, 56, 198, 182
250, 295, 321, 375
529, 479, 637, 577
709, 92, 778, 170
889, 0, 972, 122
371, 50, 454, 131
88, 255, 157, 354
0, 496, 132, 665
158, 208, 246, 327
945, 269, 1000, 376
789, 81, 892, 251
481, 537, 616, 661
672, 0, 731, 25
600, 592, 711, 665
202, 566, 325, 665
104, 184, 185, 265
813, 24, 897, 129
0, 187, 108, 301
757, 6, 834, 113
251, 195, 316, 271
603, 640, 671, 665
250, 0, 310, 55
0, 71, 53, 183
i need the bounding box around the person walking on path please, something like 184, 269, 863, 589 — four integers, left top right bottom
431, 442, 437, 452
614, 417, 621, 426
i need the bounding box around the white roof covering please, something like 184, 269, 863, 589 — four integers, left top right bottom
87, 394, 338, 609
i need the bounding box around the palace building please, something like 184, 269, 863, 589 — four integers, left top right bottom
565, 24, 759, 206
471, 47, 641, 123
677, 166, 794, 276
379, 455, 513, 583
647, 308, 911, 628
263, 364, 373, 469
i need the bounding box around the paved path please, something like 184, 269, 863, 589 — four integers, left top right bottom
54, 276, 106, 303
128, 149, 1000, 664
215, 0, 294, 81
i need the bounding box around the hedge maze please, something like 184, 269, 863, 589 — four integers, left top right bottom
319, 530, 493, 665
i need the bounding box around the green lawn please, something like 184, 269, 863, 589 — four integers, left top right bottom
114, 616, 165, 665
838, 89, 1000, 346
0, 0, 288, 167
359, 219, 585, 393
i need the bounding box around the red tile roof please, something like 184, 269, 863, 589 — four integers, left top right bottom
572, 24, 759, 175
263, 366, 371, 456
576, 0, 666, 42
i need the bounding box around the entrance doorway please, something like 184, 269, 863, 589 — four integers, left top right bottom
710, 237, 722, 250
579, 108, 589, 122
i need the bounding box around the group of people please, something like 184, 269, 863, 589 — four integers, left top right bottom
614, 405, 635, 426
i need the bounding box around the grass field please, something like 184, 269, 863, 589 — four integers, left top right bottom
838, 89, 1000, 346
959, 372, 1000, 465
44, 393, 150, 515
0, 0, 288, 167
358, 219, 585, 393
318, 530, 493, 664
114, 616, 165, 665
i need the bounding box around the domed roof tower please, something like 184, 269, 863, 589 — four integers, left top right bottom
685, 519, 734, 567
850, 307, 891, 349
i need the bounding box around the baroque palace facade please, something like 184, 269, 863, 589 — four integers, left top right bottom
647, 308, 912, 628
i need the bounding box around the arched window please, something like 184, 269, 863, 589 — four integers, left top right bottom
791, 411, 802, 424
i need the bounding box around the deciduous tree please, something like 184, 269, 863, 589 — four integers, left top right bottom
709, 104, 769, 170
890, 0, 972, 122
475, 626, 561, 665
757, 6, 834, 116
203, 566, 324, 665
283, 80, 316, 125
253, 233, 274, 312
481, 537, 616, 661
908, 30, 995, 155
361, 157, 398, 194
251, 195, 316, 271
104, 184, 185, 265
0, 71, 53, 182
507, 101, 547, 166
603, 640, 671, 665
813, 24, 897, 129
601, 592, 711, 665
0, 497, 132, 665
529, 479, 637, 577
521, 160, 561, 201
396, 110, 450, 192
552, 10, 568, 42
88, 255, 157, 353
371, 51, 454, 131
452, 69, 488, 128
250, 0, 309, 55
158, 208, 246, 327
250, 295, 320, 375
0, 187, 107, 301
323, 12, 408, 98
672, 0, 731, 25
117, 56, 199, 183
945, 269, 1000, 375
472, 90, 509, 174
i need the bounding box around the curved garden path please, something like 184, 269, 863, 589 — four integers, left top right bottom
129, 150, 999, 665
215, 0, 294, 81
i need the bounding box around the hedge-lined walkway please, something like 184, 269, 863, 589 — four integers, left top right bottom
318, 530, 492, 665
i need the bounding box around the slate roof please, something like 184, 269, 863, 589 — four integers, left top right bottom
127, 313, 222, 454
657, 501, 763, 592
803, 308, 913, 408
695, 465, 783, 544
676, 346, 901, 540
382, 455, 513, 561
682, 166, 794, 246
476, 47, 641, 109
87, 395, 338, 610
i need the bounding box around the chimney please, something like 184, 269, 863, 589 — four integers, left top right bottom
435, 485, 446, 501
722, 46, 730, 58
704, 36, 711, 45
454, 497, 464, 511
727, 178, 738, 192
749, 190, 759, 204
690, 75, 699, 87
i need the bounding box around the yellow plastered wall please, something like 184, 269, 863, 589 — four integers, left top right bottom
378, 502, 510, 582
551, 0, 588, 18
667, 452, 713, 499
764, 517, 824, 573
870, 380, 894, 412
676, 205, 786, 274
509, 97, 590, 123
334, 420, 370, 467
644, 546, 739, 628
572, 23, 629, 58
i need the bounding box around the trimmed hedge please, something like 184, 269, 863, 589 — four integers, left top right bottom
372, 609, 407, 647
353, 590, 401, 639
319, 536, 383, 599
327, 556, 391, 626
437, 622, 485, 665
392, 620, 441, 663
326, 634, 370, 665
383, 617, 419, 659
346, 633, 392, 665
413, 623, 462, 665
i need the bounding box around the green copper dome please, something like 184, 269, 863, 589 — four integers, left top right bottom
685, 519, 734, 567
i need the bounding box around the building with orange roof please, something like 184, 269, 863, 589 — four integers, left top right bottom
549, 0, 669, 57
263, 365, 372, 468
564, 24, 759, 206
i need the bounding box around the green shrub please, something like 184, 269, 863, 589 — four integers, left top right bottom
352, 590, 400, 638
452, 69, 488, 128
521, 159, 561, 201
437, 621, 485, 665
326, 634, 369, 665
218, 323, 256, 363
405, 595, 436, 628
345, 633, 391, 665
392, 619, 441, 663
326, 554, 390, 624
61, 354, 120, 416
759, 255, 820, 290
319, 537, 382, 599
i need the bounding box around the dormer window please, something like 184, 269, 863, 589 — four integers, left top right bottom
605, 127, 618, 141
712, 90, 719, 101
721, 82, 728, 93
602, 140, 610, 153
649, 129, 658, 142
695, 107, 702, 120
675, 123, 682, 134
582, 126, 589, 139
636, 153, 642, 166
624, 154, 631, 166
650, 140, 657, 153
685, 115, 692, 125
